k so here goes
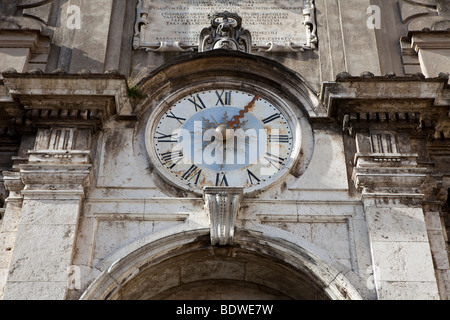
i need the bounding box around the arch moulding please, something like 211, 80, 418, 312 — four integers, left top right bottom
80, 224, 372, 300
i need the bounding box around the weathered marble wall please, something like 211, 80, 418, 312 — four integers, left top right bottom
0, 0, 448, 300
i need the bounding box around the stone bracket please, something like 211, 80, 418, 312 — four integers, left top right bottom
203, 187, 243, 246
2, 171, 24, 203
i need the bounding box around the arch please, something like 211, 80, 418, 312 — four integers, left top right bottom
131, 50, 321, 121
81, 51, 370, 300
80, 224, 372, 300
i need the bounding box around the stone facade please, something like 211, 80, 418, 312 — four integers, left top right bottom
0, 0, 449, 300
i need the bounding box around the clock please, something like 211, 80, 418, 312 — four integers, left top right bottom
145, 85, 301, 195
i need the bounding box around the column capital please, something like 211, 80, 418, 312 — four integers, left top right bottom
352, 153, 428, 199
19, 163, 92, 199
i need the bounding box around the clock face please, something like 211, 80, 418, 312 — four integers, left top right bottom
146, 88, 299, 194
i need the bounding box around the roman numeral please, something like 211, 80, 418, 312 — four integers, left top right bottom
262, 113, 281, 124
166, 111, 186, 124
188, 95, 207, 111
269, 135, 290, 143
215, 173, 229, 186
215, 90, 232, 106
247, 169, 261, 185
182, 165, 202, 185
156, 132, 178, 143
264, 153, 286, 169
160, 150, 184, 169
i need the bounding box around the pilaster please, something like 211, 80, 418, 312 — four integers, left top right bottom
421, 141, 450, 299
353, 139, 439, 299
0, 172, 23, 300
3, 130, 92, 300
322, 74, 449, 300
0, 126, 25, 299
422, 196, 450, 300
0, 73, 130, 299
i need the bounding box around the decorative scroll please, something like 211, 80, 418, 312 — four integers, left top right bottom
399, 0, 450, 31
134, 0, 317, 52
0, 0, 56, 31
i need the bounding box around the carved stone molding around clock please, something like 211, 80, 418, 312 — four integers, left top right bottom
204, 187, 243, 246
135, 51, 317, 197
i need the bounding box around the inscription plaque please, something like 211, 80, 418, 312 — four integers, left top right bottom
134, 0, 317, 52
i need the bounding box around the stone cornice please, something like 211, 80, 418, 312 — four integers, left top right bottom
19, 163, 92, 185
0, 73, 133, 132
321, 74, 450, 139
0, 29, 49, 52
133, 50, 323, 119
409, 31, 450, 51
321, 74, 449, 117
17, 163, 92, 200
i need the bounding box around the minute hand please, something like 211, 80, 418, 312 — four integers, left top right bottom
227, 94, 260, 129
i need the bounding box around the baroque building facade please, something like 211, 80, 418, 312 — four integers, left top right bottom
0, 0, 449, 300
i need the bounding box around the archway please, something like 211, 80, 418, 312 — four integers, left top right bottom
114, 242, 327, 300
81, 227, 367, 300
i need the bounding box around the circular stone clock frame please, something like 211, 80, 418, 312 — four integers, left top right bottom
136, 51, 317, 197
145, 80, 303, 196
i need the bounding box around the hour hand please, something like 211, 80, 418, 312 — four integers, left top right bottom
228, 94, 260, 129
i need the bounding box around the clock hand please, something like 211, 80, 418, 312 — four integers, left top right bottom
227, 94, 260, 129
210, 115, 220, 126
